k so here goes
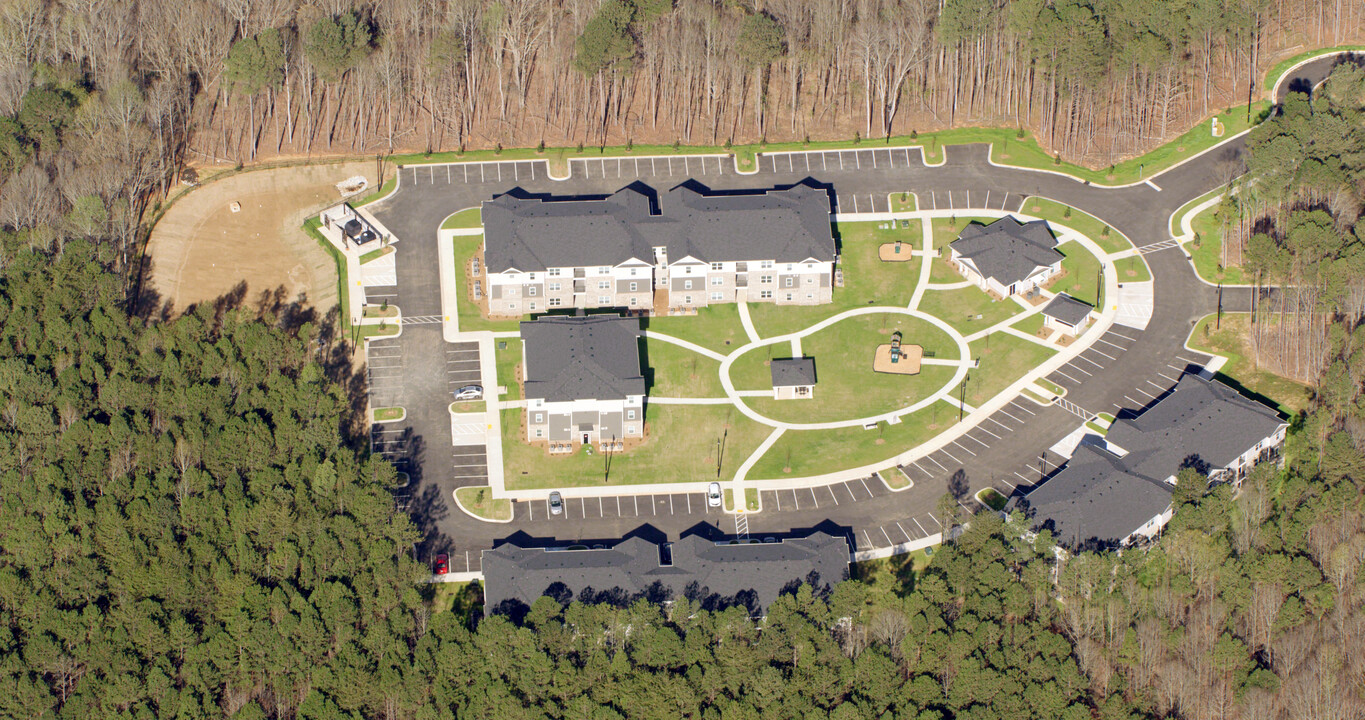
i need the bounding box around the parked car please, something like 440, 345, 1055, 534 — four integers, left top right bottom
707, 482, 722, 507
549, 491, 563, 515
454, 385, 483, 400
433, 553, 449, 575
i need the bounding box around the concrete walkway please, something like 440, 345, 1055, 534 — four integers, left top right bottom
737, 301, 762, 343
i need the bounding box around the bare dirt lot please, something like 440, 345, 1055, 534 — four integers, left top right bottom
147, 161, 378, 314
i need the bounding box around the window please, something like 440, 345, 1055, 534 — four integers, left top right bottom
598, 295, 610, 304
785, 264, 794, 271
630, 267, 638, 276
548, 298, 562, 307
785, 293, 793, 301
509, 302, 518, 309
598, 266, 611, 274
629, 282, 638, 292
528, 273, 537, 280
598, 280, 610, 289
535, 429, 543, 438
760, 260, 773, 269
784, 277, 794, 287
761, 275, 773, 284
684, 280, 693, 290
549, 282, 560, 291
806, 293, 813, 299
710, 262, 723, 271
548, 268, 561, 276
528, 286, 537, 296
760, 290, 773, 299
627, 409, 636, 420
535, 413, 544, 424
508, 287, 519, 296
710, 277, 722, 286
629, 297, 638, 306
627, 425, 636, 434
805, 276, 814, 284
710, 292, 723, 301
529, 302, 537, 310
684, 295, 693, 304
684, 266, 693, 274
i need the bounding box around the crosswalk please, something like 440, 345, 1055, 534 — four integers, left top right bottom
1136, 238, 1181, 255
403, 315, 443, 325
1055, 396, 1093, 420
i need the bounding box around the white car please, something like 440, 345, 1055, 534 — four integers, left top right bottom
707, 482, 722, 507
454, 385, 483, 400
549, 491, 563, 515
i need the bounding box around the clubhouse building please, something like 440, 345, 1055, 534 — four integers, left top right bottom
949, 217, 1063, 297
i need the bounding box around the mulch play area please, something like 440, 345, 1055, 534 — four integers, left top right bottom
873, 343, 922, 374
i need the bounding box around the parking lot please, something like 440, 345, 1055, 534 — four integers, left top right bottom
514, 490, 722, 523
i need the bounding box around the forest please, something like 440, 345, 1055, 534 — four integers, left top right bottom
1, 1, 1365, 719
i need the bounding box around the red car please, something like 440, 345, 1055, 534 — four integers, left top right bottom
433, 554, 449, 575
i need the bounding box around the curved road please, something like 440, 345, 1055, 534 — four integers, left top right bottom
367, 54, 1347, 572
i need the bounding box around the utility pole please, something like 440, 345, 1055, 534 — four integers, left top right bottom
958, 373, 968, 422
1217, 282, 1223, 330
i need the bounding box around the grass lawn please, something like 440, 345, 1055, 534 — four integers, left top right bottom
495, 338, 522, 401
728, 346, 782, 391
501, 405, 771, 490
917, 284, 1024, 335
452, 234, 522, 332
966, 334, 1056, 407
1022, 198, 1132, 255
1048, 241, 1103, 307
976, 487, 1009, 511
1187, 314, 1311, 415
362, 305, 399, 318
747, 400, 957, 479
1186, 203, 1249, 285
928, 254, 961, 283
643, 337, 725, 397
359, 245, 394, 264
1115, 255, 1152, 282
738, 313, 959, 423
353, 176, 397, 207
442, 207, 482, 229
455, 486, 512, 521
890, 193, 918, 212
643, 304, 748, 355
360, 323, 400, 338
450, 400, 486, 413
372, 407, 403, 422
1036, 378, 1065, 396
747, 221, 924, 338
1011, 312, 1046, 336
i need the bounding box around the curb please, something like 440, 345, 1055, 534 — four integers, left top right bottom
452, 487, 515, 524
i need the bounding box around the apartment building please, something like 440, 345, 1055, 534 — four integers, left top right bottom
480, 182, 836, 316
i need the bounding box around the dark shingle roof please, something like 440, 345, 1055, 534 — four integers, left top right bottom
770, 357, 816, 387
1106, 374, 1286, 481
950, 217, 1062, 286
1041, 293, 1093, 326
481, 183, 835, 273
482, 532, 850, 615
1018, 443, 1173, 547
521, 315, 645, 402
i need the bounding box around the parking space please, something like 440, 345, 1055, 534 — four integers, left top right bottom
923, 189, 1028, 213
365, 339, 405, 409
451, 445, 489, 483
514, 490, 718, 523
757, 474, 889, 513
571, 154, 731, 181
445, 342, 481, 388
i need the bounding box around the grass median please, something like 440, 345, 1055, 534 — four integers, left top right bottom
747, 400, 956, 479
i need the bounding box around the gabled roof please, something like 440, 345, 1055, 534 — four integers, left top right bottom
521, 315, 645, 402
951, 217, 1062, 286
481, 183, 835, 273
770, 357, 816, 387
1018, 443, 1173, 547
1106, 374, 1286, 481
481, 532, 850, 615
1041, 293, 1093, 326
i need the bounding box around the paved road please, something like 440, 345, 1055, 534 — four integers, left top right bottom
366, 55, 1345, 572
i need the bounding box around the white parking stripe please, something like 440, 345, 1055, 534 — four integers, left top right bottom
1065, 362, 1094, 376
896, 522, 913, 542
1008, 401, 1035, 416
1147, 379, 1168, 391
809, 487, 819, 508
1157, 371, 1179, 382
791, 490, 799, 510
616, 496, 622, 516
773, 491, 780, 511
912, 517, 929, 535
940, 447, 962, 463
826, 486, 838, 505
976, 424, 1002, 439
965, 432, 991, 446
1014, 470, 1032, 484
859, 476, 874, 497
987, 417, 1013, 432
1053, 368, 1081, 384
952, 440, 978, 456
1076, 354, 1104, 368
926, 455, 949, 472
880, 527, 893, 546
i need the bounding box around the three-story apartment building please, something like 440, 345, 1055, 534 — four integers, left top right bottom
480, 182, 836, 316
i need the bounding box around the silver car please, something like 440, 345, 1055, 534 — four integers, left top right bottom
707, 482, 722, 507
549, 491, 563, 515
454, 385, 483, 400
